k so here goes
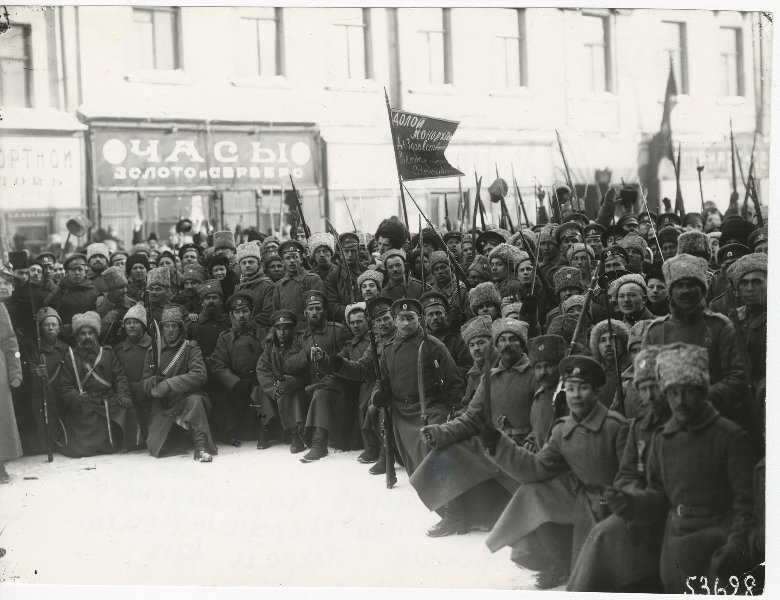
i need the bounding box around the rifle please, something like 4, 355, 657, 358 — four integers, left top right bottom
638, 180, 665, 263
512, 170, 531, 229
696, 159, 706, 214
555, 129, 577, 203
602, 294, 626, 416
143, 291, 162, 374
535, 182, 549, 225
730, 116, 738, 197
289, 175, 311, 238
474, 175, 487, 231
443, 192, 453, 232
457, 176, 466, 234
30, 299, 53, 462
325, 218, 356, 304
482, 343, 493, 429
342, 195, 358, 233
367, 312, 396, 489
547, 260, 603, 439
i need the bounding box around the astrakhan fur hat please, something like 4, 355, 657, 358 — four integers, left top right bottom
308, 232, 335, 255
655, 342, 709, 393
589, 319, 631, 362
662, 254, 709, 291
676, 230, 711, 260
72, 311, 101, 335
633, 345, 662, 387
236, 242, 262, 263
491, 317, 529, 345
468, 282, 501, 311
727, 252, 767, 288
460, 314, 493, 343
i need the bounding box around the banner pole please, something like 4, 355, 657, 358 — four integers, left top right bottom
384, 88, 412, 244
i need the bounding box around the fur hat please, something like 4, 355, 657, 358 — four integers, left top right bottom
146, 267, 171, 288
428, 250, 449, 270
125, 254, 150, 277
345, 301, 367, 322
261, 236, 281, 252
199, 279, 223, 299
381, 248, 406, 265
657, 226, 681, 247
747, 226, 767, 250
538, 224, 558, 245
501, 302, 523, 318
357, 268, 384, 288
72, 311, 101, 335
561, 294, 585, 314
123, 302, 148, 328
628, 319, 654, 349
528, 334, 566, 366
553, 266, 584, 296
589, 319, 631, 363
460, 314, 493, 343
102, 266, 127, 289
129, 243, 151, 257
608, 273, 648, 300
468, 282, 501, 311
213, 230, 236, 251
491, 317, 529, 345
374, 217, 409, 250
662, 254, 709, 291
655, 342, 710, 393
727, 252, 767, 289
86, 243, 110, 262
720, 215, 756, 246
565, 242, 594, 264
618, 232, 647, 254
182, 264, 206, 283
633, 346, 662, 387
308, 232, 335, 255
262, 253, 282, 271
161, 305, 184, 325
488, 243, 524, 270
546, 314, 579, 346
467, 255, 491, 281
236, 242, 262, 263
676, 230, 711, 260
36, 306, 61, 326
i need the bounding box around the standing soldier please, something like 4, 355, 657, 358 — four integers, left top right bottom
356, 268, 383, 303
187, 279, 230, 360
420, 291, 472, 376
380, 249, 423, 301
488, 244, 524, 299
428, 250, 469, 329
59, 311, 140, 457
308, 232, 337, 281
96, 266, 136, 347
209, 292, 266, 447
125, 253, 150, 301
453, 315, 495, 414
589, 319, 632, 410
113, 303, 152, 442
145, 267, 172, 325
272, 240, 324, 324
325, 232, 366, 323
140, 306, 217, 462
170, 264, 206, 320
255, 310, 311, 453
86, 243, 111, 294
372, 298, 464, 476
45, 253, 99, 340
234, 242, 274, 334
525, 334, 567, 453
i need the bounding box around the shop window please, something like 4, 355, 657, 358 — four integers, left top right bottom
332, 8, 372, 80
240, 8, 284, 77
661, 21, 688, 94
132, 7, 181, 71
720, 27, 744, 97
0, 24, 33, 107
582, 14, 612, 93
416, 8, 452, 86
495, 9, 527, 88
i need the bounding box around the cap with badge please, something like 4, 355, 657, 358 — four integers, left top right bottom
554, 221, 584, 245
161, 305, 185, 325
178, 243, 202, 261
528, 334, 566, 366
226, 292, 254, 311
420, 290, 449, 312
475, 230, 507, 255
716, 243, 751, 266
553, 266, 584, 296
656, 212, 682, 229
304, 289, 327, 307
747, 226, 767, 251
391, 297, 422, 317
584, 222, 606, 239
198, 279, 224, 299
559, 354, 606, 387
366, 295, 393, 319
35, 251, 56, 265
442, 231, 463, 244
279, 240, 305, 256
601, 245, 629, 264
270, 309, 297, 327
616, 213, 639, 232
339, 232, 360, 247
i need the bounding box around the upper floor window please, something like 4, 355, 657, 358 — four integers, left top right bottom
582, 14, 612, 93
416, 8, 452, 85
240, 8, 284, 77
132, 7, 181, 71
0, 23, 32, 106
494, 8, 527, 88
661, 21, 688, 94
332, 8, 372, 80
719, 26, 744, 97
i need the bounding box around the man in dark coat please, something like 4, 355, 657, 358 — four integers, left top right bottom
525, 334, 567, 453
125, 253, 149, 301
372, 298, 464, 476
86, 243, 111, 294
113, 303, 152, 440
139, 306, 216, 462
45, 254, 99, 340
59, 311, 140, 457
380, 249, 423, 301
209, 292, 266, 447
324, 232, 366, 323
234, 242, 274, 334
420, 290, 472, 377
96, 266, 136, 347
272, 240, 324, 324
428, 250, 470, 331
604, 343, 757, 594
415, 317, 535, 537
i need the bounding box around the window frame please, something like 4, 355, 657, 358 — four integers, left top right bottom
0, 22, 33, 107
661, 20, 689, 95
719, 26, 745, 98
495, 8, 527, 89
332, 7, 373, 81
241, 9, 285, 78
131, 6, 182, 72
581, 13, 613, 94
416, 7, 452, 87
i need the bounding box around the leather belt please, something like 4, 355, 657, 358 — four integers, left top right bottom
394, 390, 440, 406
676, 504, 726, 518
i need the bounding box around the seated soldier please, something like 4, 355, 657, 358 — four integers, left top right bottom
59, 311, 140, 457
414, 318, 534, 537
139, 306, 216, 462
113, 303, 152, 443
604, 343, 757, 594
454, 315, 494, 414
568, 346, 670, 592
255, 309, 311, 454
589, 319, 632, 410
481, 355, 628, 589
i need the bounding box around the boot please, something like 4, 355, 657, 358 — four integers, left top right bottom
0, 462, 9, 484
288, 427, 305, 454
192, 430, 213, 463
301, 427, 328, 462
427, 505, 469, 537
356, 446, 379, 464
256, 426, 271, 450
368, 450, 386, 475
535, 561, 570, 589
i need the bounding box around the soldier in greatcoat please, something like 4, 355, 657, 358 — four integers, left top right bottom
324, 232, 366, 322
420, 291, 472, 377
113, 303, 152, 441
272, 240, 324, 325
96, 266, 136, 346
234, 242, 274, 334
139, 306, 216, 462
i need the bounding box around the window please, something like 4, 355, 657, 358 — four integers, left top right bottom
720, 27, 744, 97
332, 8, 372, 80
495, 9, 527, 88
661, 21, 688, 94
132, 7, 181, 71
0, 24, 32, 107
416, 8, 452, 85
582, 14, 612, 93
240, 8, 284, 77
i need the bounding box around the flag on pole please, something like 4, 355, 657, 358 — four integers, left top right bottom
659, 55, 678, 162
389, 109, 464, 181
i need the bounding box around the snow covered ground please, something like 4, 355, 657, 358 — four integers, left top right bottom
0, 445, 543, 590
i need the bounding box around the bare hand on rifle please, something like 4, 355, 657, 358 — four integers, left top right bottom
420, 425, 437, 449
481, 425, 501, 456
150, 381, 170, 399
603, 486, 634, 519
310, 346, 327, 363
10, 377, 22, 388
34, 364, 48, 379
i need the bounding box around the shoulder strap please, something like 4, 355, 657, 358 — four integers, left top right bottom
68, 348, 83, 394
161, 340, 188, 376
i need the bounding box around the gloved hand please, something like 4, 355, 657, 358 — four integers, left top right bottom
420, 425, 438, 449
150, 381, 170, 399
519, 295, 538, 318
602, 186, 617, 207
117, 395, 134, 409
481, 425, 501, 456
604, 486, 634, 519
521, 433, 538, 452
372, 389, 391, 409
188, 313, 198, 322
233, 377, 254, 397
709, 542, 750, 580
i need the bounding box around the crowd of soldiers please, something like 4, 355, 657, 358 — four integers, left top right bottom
0, 181, 767, 593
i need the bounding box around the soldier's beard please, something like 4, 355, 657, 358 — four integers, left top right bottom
79, 341, 98, 360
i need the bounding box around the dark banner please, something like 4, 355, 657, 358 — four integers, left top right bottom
390, 109, 463, 181
92, 126, 319, 189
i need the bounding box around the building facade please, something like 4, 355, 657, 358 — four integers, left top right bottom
1, 6, 771, 248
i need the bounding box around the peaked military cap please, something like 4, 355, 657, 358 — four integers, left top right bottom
442, 231, 463, 243
366, 295, 393, 319
278, 240, 305, 256
583, 222, 606, 238
616, 213, 639, 231
656, 212, 682, 229
391, 298, 423, 317
304, 289, 327, 307
270, 309, 297, 326
420, 290, 449, 312
339, 232, 360, 247
716, 243, 751, 266
226, 292, 254, 311
559, 354, 606, 387
601, 245, 629, 263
